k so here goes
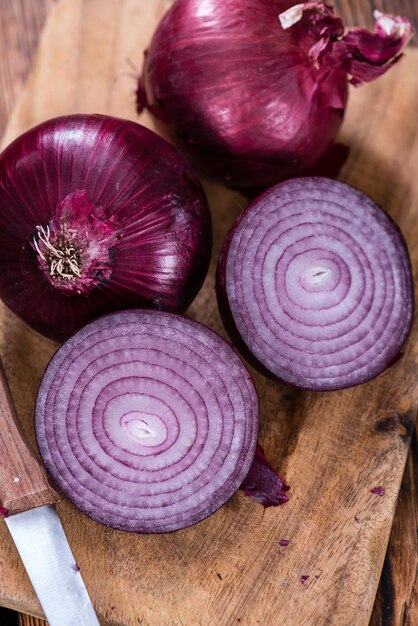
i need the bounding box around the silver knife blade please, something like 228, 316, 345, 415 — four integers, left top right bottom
5, 504, 100, 626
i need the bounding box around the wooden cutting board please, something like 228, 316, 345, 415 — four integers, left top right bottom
0, 1, 417, 624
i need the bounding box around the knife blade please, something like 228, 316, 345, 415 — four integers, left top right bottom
0, 361, 100, 625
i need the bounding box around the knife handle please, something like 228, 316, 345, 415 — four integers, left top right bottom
0, 361, 59, 516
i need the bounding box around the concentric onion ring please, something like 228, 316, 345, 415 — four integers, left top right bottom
217, 177, 414, 391
35, 311, 258, 533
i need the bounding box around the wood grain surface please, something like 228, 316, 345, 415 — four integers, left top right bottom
0, 0, 55, 132
0, 362, 58, 516
19, 615, 47, 626
0, 1, 417, 626
370, 433, 418, 626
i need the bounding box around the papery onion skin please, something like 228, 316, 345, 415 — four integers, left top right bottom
35, 310, 259, 533
216, 177, 414, 391
0, 115, 212, 342
138, 0, 411, 190
240, 443, 290, 507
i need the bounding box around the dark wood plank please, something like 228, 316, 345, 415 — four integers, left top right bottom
369, 428, 418, 626
19, 615, 47, 626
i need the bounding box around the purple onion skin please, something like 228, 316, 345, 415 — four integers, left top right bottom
0, 115, 211, 342
216, 177, 414, 391
35, 310, 259, 533
240, 443, 290, 507
138, 0, 411, 190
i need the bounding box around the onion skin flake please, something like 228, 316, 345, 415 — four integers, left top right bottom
216, 177, 414, 391
35, 310, 259, 533
240, 444, 290, 507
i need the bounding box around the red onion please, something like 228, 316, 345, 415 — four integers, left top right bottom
216, 177, 414, 391
0, 115, 211, 342
35, 310, 259, 533
138, 1, 411, 190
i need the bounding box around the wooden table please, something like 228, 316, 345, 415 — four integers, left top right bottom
0, 2, 417, 625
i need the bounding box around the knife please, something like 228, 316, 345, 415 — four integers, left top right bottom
0, 361, 100, 625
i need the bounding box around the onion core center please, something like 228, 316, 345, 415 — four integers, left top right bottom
299, 258, 340, 291
120, 411, 168, 447
284, 249, 345, 305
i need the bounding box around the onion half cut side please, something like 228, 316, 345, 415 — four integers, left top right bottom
217, 177, 414, 391
35, 310, 259, 533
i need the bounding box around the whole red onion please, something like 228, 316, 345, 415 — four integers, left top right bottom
0, 115, 211, 342
35, 310, 259, 533
138, 1, 411, 189
216, 177, 414, 391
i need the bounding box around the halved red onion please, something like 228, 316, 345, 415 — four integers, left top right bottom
35, 310, 259, 533
217, 177, 414, 391
0, 115, 211, 341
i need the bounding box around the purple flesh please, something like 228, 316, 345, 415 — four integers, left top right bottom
217, 177, 414, 391
138, 0, 410, 190
370, 486, 385, 496
0, 114, 211, 342
35, 310, 259, 533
